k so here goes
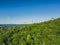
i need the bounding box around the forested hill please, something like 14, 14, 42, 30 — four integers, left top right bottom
0, 18, 60, 45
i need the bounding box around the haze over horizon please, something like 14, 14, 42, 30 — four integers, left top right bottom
0, 0, 60, 24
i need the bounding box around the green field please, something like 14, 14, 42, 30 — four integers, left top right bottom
0, 18, 60, 45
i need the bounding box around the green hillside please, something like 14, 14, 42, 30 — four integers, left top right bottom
0, 18, 60, 45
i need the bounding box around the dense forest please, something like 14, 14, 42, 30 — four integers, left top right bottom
0, 18, 60, 45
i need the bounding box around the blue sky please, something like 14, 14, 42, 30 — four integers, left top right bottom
0, 0, 60, 24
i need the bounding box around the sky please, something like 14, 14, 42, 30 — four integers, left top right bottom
0, 0, 60, 24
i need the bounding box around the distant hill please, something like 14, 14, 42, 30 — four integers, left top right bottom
0, 18, 60, 45
0, 24, 25, 26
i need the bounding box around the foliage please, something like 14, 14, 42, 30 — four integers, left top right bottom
0, 18, 60, 45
